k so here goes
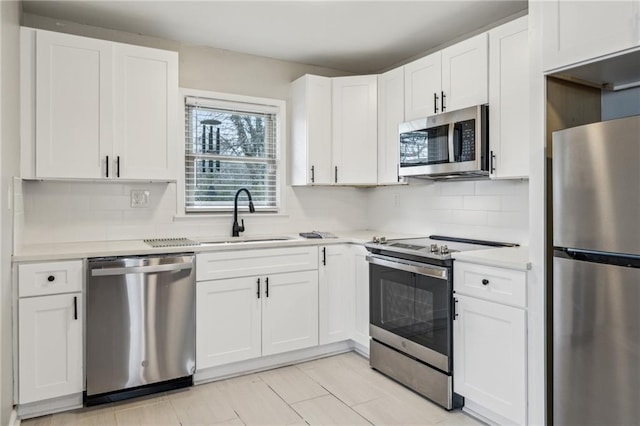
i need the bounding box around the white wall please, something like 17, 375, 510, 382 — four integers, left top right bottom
0, 1, 21, 424
602, 86, 640, 121
18, 181, 369, 244
368, 179, 529, 244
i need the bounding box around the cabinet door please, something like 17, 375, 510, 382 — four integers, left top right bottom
318, 245, 353, 345
35, 30, 113, 179
262, 270, 319, 356
542, 0, 639, 71
404, 52, 442, 120
377, 68, 404, 185
291, 75, 333, 185
196, 277, 261, 369
442, 33, 488, 112
489, 16, 530, 179
352, 245, 370, 350
114, 43, 178, 180
19, 293, 83, 404
453, 295, 526, 425
332, 75, 378, 185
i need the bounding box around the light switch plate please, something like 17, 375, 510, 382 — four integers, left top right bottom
130, 189, 149, 208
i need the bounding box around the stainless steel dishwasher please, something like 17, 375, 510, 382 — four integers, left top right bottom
86, 253, 195, 405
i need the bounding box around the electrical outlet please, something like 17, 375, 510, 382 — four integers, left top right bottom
130, 189, 149, 208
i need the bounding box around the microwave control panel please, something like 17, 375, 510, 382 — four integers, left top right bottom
455, 119, 476, 162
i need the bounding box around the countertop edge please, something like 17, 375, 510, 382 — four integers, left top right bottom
12, 231, 419, 263
451, 246, 531, 271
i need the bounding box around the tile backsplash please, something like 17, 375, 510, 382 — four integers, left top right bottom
367, 179, 530, 245
16, 178, 529, 246
16, 180, 370, 246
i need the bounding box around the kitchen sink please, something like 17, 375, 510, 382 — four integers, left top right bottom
198, 236, 295, 245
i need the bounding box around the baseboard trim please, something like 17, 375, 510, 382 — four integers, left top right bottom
17, 393, 83, 420
8, 408, 19, 426
463, 399, 515, 426
194, 340, 354, 384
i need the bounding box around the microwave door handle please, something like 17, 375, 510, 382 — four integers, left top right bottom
448, 122, 455, 162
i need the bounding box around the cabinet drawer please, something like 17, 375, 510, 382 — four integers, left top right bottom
18, 260, 83, 297
197, 246, 318, 281
454, 261, 526, 308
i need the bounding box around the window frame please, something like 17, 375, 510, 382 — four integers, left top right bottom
178, 88, 286, 216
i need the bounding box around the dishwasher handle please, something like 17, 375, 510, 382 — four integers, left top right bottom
91, 262, 193, 277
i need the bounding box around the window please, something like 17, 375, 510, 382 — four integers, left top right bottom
184, 94, 281, 213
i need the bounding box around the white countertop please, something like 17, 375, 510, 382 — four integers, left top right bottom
452, 246, 531, 271
12, 230, 419, 262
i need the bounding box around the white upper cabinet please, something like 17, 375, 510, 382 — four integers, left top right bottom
34, 30, 113, 179
332, 75, 378, 185
404, 52, 442, 120
489, 16, 530, 179
542, 0, 640, 72
405, 33, 488, 121
291, 75, 333, 185
441, 33, 489, 113
377, 67, 404, 185
291, 74, 377, 186
113, 43, 178, 180
22, 28, 179, 180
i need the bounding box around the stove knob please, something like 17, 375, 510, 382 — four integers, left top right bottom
380, 236, 387, 243
372, 236, 380, 243
430, 244, 439, 253
440, 245, 449, 255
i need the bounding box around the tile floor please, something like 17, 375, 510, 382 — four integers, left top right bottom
22, 352, 484, 426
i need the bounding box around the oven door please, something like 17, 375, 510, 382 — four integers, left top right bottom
367, 254, 452, 373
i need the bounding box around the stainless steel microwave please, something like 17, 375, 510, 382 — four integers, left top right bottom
398, 104, 489, 179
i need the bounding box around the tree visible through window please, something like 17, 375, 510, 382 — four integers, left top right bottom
184, 97, 278, 212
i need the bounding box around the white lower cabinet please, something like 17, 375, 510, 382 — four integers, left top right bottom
453, 261, 527, 425
197, 271, 318, 369
196, 276, 262, 368
261, 270, 319, 356
18, 293, 83, 404
318, 245, 353, 345
351, 245, 370, 349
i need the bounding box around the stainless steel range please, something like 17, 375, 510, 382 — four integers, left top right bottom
365, 235, 517, 410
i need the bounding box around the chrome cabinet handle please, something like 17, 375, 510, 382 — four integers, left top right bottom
441, 91, 446, 111
322, 247, 326, 265
106, 155, 109, 178
334, 166, 338, 183
265, 277, 269, 297
434, 92, 439, 114
116, 156, 120, 178
453, 298, 458, 319
73, 296, 78, 320
257, 278, 261, 299
311, 165, 315, 183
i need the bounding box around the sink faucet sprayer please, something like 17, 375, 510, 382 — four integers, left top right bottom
232, 188, 255, 237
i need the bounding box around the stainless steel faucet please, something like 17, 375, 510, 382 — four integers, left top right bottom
232, 188, 255, 237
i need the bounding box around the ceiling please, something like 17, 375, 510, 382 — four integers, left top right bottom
22, 1, 528, 74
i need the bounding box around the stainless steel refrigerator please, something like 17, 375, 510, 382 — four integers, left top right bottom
553, 115, 640, 425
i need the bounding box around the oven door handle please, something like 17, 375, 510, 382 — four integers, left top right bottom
366, 254, 448, 280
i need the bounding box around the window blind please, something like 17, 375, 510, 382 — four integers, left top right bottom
184, 98, 278, 213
